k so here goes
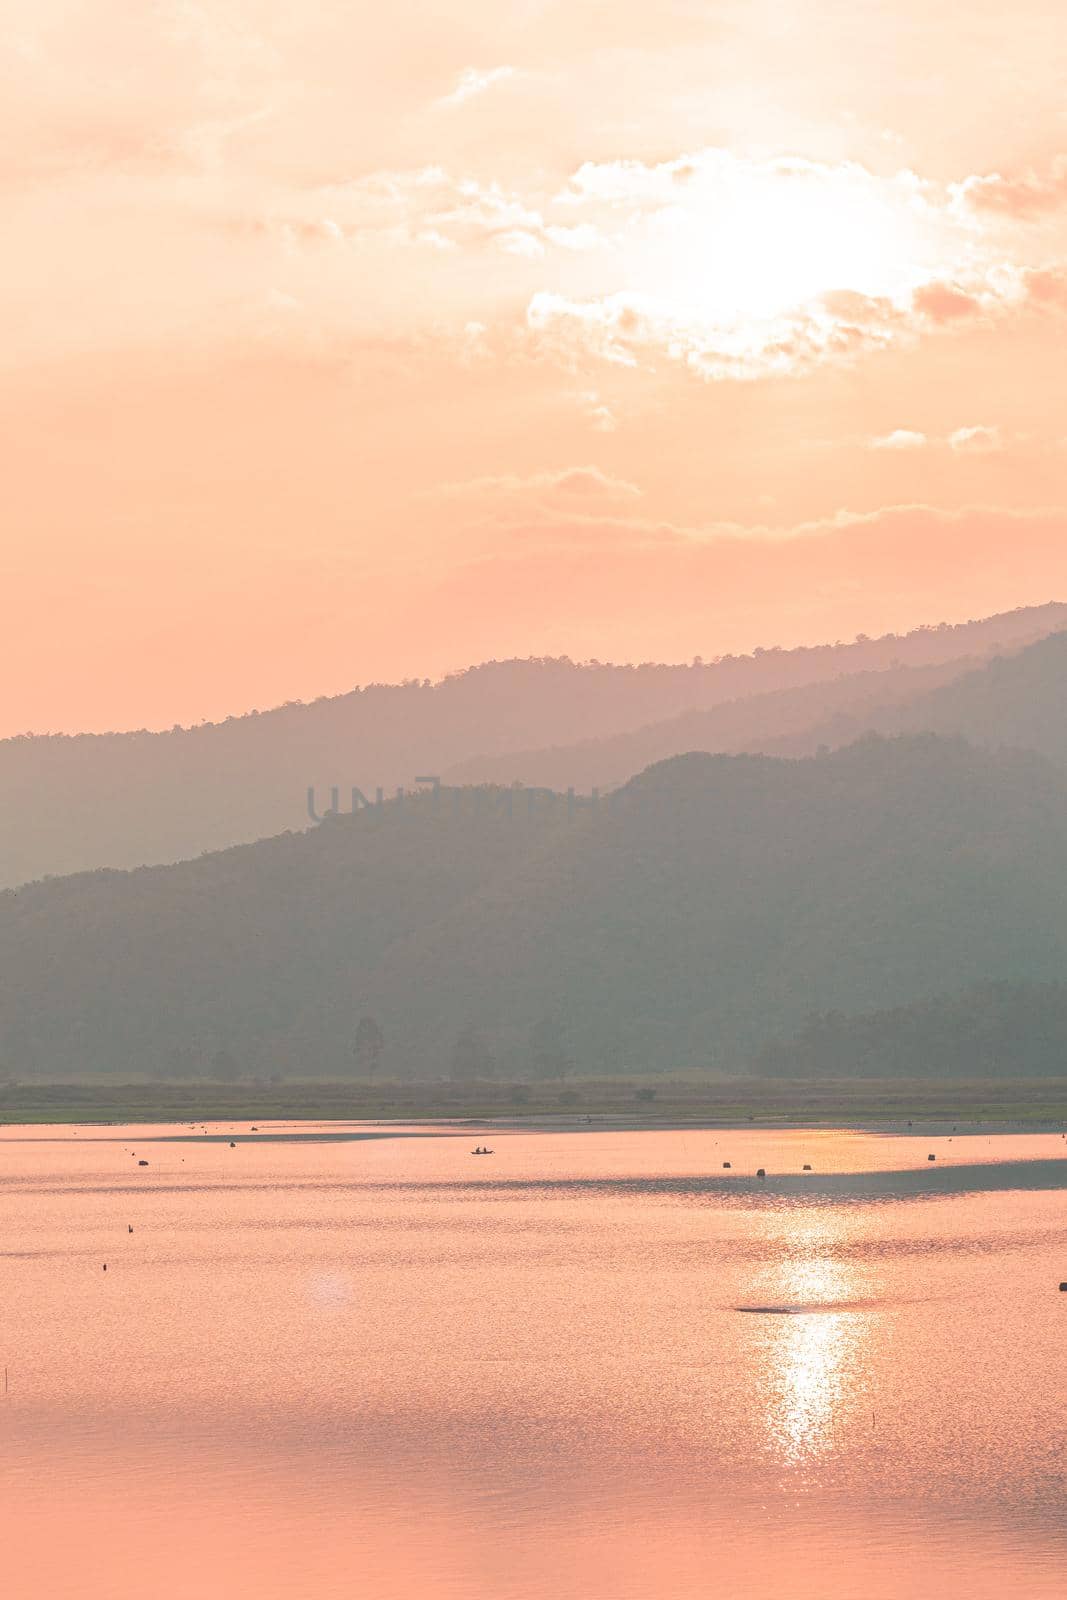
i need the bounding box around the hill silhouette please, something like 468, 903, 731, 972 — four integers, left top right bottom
2, 602, 1062, 889
4, 735, 1067, 1079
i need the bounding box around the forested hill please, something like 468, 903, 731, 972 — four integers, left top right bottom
2, 602, 1062, 889
753, 982, 1067, 1078
788, 626, 1067, 766
4, 734, 1067, 1080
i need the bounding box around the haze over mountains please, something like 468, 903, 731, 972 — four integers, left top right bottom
445, 617, 1067, 792
4, 600, 1067, 1082
2, 601, 1065, 890
443, 656, 976, 793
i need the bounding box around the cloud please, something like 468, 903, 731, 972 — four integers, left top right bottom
1020, 266, 1067, 309
429, 464, 668, 554
544, 467, 641, 500
12, 77, 1067, 393
436, 465, 643, 504
526, 285, 909, 382
514, 233, 1067, 384
495, 229, 545, 258
544, 223, 600, 251
867, 425, 1013, 455
438, 66, 515, 108
580, 392, 618, 433
870, 429, 928, 450
948, 425, 1003, 454
496, 147, 1067, 380
911, 281, 984, 322
955, 158, 1067, 221
33, 123, 1067, 384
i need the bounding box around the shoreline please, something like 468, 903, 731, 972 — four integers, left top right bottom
1, 1076, 1066, 1131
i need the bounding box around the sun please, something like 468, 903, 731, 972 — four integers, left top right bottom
636, 159, 934, 327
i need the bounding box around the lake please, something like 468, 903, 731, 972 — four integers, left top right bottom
1, 1122, 1065, 1598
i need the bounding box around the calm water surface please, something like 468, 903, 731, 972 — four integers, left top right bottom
1, 1123, 1066, 1598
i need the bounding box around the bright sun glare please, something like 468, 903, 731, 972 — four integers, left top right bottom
630, 164, 933, 327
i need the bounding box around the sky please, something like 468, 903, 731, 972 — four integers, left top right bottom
3, 0, 1067, 733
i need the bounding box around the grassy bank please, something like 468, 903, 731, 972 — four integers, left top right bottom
1, 1076, 1066, 1127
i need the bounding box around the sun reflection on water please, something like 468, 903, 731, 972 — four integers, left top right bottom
757, 1213, 874, 1466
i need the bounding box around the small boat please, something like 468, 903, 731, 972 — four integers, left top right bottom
471, 1147, 494, 1155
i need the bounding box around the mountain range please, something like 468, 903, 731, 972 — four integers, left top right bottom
3, 601, 1064, 890
4, 601, 1067, 1081
4, 730, 1067, 1079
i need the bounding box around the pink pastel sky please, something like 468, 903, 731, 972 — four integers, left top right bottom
4, 1, 1067, 733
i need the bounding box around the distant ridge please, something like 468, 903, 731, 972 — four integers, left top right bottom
1, 601, 1063, 888
445, 617, 1067, 791
786, 626, 1067, 767
442, 655, 972, 791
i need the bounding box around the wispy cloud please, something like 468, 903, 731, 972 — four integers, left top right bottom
438, 66, 515, 108
870, 429, 928, 450
867, 426, 1006, 454
954, 157, 1067, 221
435, 465, 643, 504
948, 425, 1004, 454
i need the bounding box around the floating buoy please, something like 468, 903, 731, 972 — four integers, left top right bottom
1060, 1282, 1067, 1292
229, 1142, 236, 1148
722, 1161, 731, 1169
802, 1164, 812, 1171
928, 1154, 936, 1161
